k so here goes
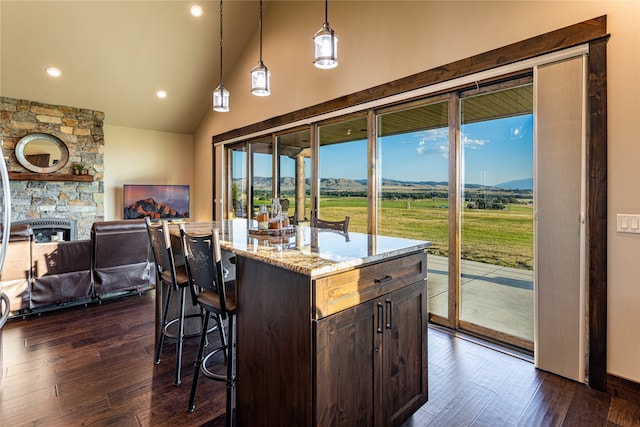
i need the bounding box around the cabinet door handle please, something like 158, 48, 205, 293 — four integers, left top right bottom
386, 299, 393, 329
375, 275, 393, 285
377, 302, 384, 334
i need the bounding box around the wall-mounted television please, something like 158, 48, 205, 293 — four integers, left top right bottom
123, 184, 190, 220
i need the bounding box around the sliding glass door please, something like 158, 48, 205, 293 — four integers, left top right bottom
377, 100, 450, 318
250, 137, 273, 217
229, 145, 248, 218
317, 116, 368, 232
224, 78, 535, 352
459, 83, 534, 348
277, 129, 311, 224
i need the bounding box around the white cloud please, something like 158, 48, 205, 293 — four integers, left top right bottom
461, 134, 488, 150
414, 129, 448, 157
392, 128, 489, 157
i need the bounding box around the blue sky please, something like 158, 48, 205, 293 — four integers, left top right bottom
461, 115, 533, 186
318, 115, 533, 186
248, 114, 533, 187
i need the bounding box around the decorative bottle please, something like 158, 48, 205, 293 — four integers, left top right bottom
269, 198, 282, 229
257, 205, 269, 230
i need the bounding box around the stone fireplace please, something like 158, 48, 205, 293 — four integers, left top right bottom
0, 97, 105, 240
13, 218, 77, 243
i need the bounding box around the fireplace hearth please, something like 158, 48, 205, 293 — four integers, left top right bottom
13, 218, 77, 243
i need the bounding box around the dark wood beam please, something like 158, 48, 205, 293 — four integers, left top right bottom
8, 172, 93, 182
588, 35, 609, 391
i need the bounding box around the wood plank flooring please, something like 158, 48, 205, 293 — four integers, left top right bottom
1, 291, 638, 426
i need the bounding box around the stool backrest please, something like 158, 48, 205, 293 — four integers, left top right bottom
311, 215, 350, 232
145, 218, 178, 284
180, 227, 230, 317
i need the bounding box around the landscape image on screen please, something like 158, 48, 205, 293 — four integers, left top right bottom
123, 184, 190, 220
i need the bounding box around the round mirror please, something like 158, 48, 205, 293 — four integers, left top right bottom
15, 133, 69, 173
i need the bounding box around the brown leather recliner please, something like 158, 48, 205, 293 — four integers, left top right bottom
2, 219, 154, 316
30, 239, 93, 309
1, 225, 34, 312
91, 219, 153, 297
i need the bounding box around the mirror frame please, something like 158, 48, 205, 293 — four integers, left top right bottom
15, 133, 69, 173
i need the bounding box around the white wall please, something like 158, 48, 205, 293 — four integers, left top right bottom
103, 124, 193, 221
192, 1, 640, 383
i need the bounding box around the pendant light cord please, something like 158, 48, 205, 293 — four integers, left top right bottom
259, 0, 263, 63
219, 0, 224, 83
325, 0, 329, 25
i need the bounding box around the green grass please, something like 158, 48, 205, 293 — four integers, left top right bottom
257, 196, 534, 270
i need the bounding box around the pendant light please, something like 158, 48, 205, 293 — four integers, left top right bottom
313, 0, 338, 69
251, 0, 270, 96
213, 0, 229, 112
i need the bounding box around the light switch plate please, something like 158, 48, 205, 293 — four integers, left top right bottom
617, 214, 640, 233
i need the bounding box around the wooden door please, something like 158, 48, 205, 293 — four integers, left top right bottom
315, 298, 381, 426
383, 280, 428, 426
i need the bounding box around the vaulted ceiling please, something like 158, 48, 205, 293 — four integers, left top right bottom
0, 1, 258, 134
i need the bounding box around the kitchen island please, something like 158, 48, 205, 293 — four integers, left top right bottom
179, 220, 430, 427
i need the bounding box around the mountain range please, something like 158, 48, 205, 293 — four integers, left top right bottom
245, 177, 533, 191
494, 178, 533, 190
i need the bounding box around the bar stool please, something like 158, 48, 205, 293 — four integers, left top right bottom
311, 214, 350, 242
180, 225, 236, 427
146, 218, 224, 386
311, 214, 350, 232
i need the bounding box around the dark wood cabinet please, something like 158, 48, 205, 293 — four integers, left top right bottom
382, 281, 428, 425
315, 296, 378, 426
236, 250, 428, 427
315, 278, 428, 426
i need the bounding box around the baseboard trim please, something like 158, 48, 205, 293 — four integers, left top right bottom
606, 373, 640, 405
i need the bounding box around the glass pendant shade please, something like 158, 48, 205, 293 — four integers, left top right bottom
213, 0, 229, 112
313, 23, 338, 69
251, 0, 270, 97
213, 83, 229, 112
251, 61, 270, 96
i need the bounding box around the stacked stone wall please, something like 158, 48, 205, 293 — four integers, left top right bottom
0, 97, 104, 239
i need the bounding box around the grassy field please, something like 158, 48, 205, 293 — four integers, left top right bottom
304, 196, 534, 270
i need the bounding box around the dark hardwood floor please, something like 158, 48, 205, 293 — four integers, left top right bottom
1, 291, 639, 426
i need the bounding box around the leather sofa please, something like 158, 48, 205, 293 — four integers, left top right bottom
92, 220, 153, 297
0, 219, 153, 317
30, 239, 93, 309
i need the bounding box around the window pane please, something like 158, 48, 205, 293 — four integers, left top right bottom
229, 145, 247, 218
278, 129, 311, 224
377, 101, 449, 318
460, 84, 534, 342
318, 117, 368, 232
251, 138, 272, 218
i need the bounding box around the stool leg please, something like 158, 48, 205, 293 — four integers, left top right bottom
155, 283, 173, 364
187, 309, 211, 413
202, 308, 209, 348
175, 286, 186, 386
225, 314, 235, 427
217, 314, 228, 362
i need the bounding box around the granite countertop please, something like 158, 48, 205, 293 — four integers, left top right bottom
174, 220, 431, 278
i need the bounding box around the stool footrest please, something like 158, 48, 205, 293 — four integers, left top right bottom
201, 345, 230, 381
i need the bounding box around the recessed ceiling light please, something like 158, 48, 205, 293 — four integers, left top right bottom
45, 67, 62, 77
156, 90, 168, 99
189, 4, 203, 17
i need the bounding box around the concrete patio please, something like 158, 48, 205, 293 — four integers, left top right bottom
427, 255, 534, 342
